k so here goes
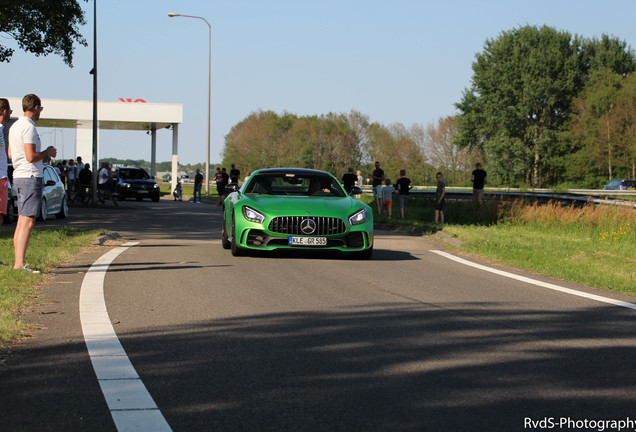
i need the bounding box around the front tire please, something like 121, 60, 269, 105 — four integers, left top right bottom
230, 216, 243, 256
3, 198, 15, 224
351, 245, 373, 260
56, 196, 69, 219
38, 197, 48, 221
221, 213, 231, 249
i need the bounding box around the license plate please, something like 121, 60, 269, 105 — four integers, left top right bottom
289, 236, 327, 246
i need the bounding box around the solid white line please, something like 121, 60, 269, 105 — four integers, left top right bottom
80, 242, 172, 432
429, 249, 636, 310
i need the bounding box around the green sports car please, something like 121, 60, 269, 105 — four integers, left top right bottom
222, 168, 374, 259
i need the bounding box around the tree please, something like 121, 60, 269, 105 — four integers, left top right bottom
0, 0, 87, 66
455, 25, 635, 187
568, 71, 636, 182
456, 25, 586, 187
425, 116, 476, 185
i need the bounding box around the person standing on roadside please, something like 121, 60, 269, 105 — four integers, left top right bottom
381, 178, 394, 219
78, 163, 91, 203
356, 170, 364, 188
66, 159, 76, 201
435, 172, 445, 224
341, 167, 357, 194
395, 169, 413, 219
8, 94, 57, 273
193, 168, 203, 203
471, 163, 487, 205
0, 99, 12, 242
75, 156, 85, 197
371, 161, 385, 213
229, 164, 240, 184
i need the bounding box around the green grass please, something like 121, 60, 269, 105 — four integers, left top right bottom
0, 227, 104, 345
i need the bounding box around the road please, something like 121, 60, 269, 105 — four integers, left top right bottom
2, 198, 636, 431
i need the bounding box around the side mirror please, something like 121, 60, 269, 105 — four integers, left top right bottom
45, 180, 57, 187
225, 183, 240, 194
350, 186, 362, 195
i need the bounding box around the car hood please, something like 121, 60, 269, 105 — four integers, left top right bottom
240, 194, 365, 217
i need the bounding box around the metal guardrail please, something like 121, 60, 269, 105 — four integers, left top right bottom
359, 186, 636, 208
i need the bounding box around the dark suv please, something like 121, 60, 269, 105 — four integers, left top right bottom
603, 179, 636, 191
115, 167, 160, 201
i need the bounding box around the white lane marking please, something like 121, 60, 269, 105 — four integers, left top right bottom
430, 249, 636, 310
80, 242, 172, 432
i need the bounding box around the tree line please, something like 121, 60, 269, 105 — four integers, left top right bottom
222, 26, 635, 188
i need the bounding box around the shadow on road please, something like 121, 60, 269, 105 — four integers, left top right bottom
3, 302, 635, 431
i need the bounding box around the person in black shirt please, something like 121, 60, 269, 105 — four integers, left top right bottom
471, 163, 487, 205
193, 168, 203, 203
218, 167, 230, 205
395, 169, 413, 219
230, 164, 240, 184
371, 161, 385, 213
341, 167, 357, 194
78, 163, 92, 203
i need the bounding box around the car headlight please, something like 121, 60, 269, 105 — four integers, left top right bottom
123, 182, 131, 188
153, 183, 159, 189
242, 206, 265, 223
349, 208, 367, 225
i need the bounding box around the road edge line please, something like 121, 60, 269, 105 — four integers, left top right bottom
79, 242, 172, 432
429, 249, 636, 310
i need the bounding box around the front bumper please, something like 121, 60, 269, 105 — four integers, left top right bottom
235, 221, 373, 252
243, 229, 372, 250
116, 185, 160, 199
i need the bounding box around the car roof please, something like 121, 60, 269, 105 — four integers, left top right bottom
253, 168, 333, 176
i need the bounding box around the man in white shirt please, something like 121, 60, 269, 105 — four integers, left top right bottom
8, 94, 57, 273
0, 98, 12, 240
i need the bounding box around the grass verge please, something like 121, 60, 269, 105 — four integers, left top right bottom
0, 227, 105, 346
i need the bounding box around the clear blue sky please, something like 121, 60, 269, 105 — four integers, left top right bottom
3, 0, 635, 165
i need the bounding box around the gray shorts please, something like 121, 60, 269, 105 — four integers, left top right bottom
399, 194, 409, 209
14, 177, 43, 218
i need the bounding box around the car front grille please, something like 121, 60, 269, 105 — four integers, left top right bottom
129, 183, 152, 191
269, 216, 346, 235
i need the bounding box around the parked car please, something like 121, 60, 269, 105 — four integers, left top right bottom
114, 167, 160, 201
603, 179, 636, 190
222, 168, 374, 259
40, 164, 69, 220
3, 176, 18, 224
7, 164, 68, 221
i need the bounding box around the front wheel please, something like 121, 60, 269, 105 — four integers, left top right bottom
351, 245, 373, 260
230, 216, 243, 256
3, 199, 15, 224
38, 197, 48, 221
221, 213, 231, 249
56, 196, 69, 219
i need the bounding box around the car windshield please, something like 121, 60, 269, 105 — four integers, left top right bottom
245, 173, 346, 197
119, 168, 150, 180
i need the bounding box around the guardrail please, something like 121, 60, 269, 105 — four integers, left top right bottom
359, 186, 636, 208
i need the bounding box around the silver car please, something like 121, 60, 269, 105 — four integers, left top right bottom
40, 164, 69, 220
7, 164, 69, 221
3, 177, 18, 224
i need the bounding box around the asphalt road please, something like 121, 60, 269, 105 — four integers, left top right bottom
2, 197, 636, 431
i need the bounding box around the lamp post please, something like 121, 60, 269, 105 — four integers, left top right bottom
168, 12, 211, 195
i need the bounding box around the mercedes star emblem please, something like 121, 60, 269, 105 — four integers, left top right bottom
300, 218, 317, 235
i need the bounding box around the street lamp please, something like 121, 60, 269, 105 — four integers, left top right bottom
168, 12, 211, 195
